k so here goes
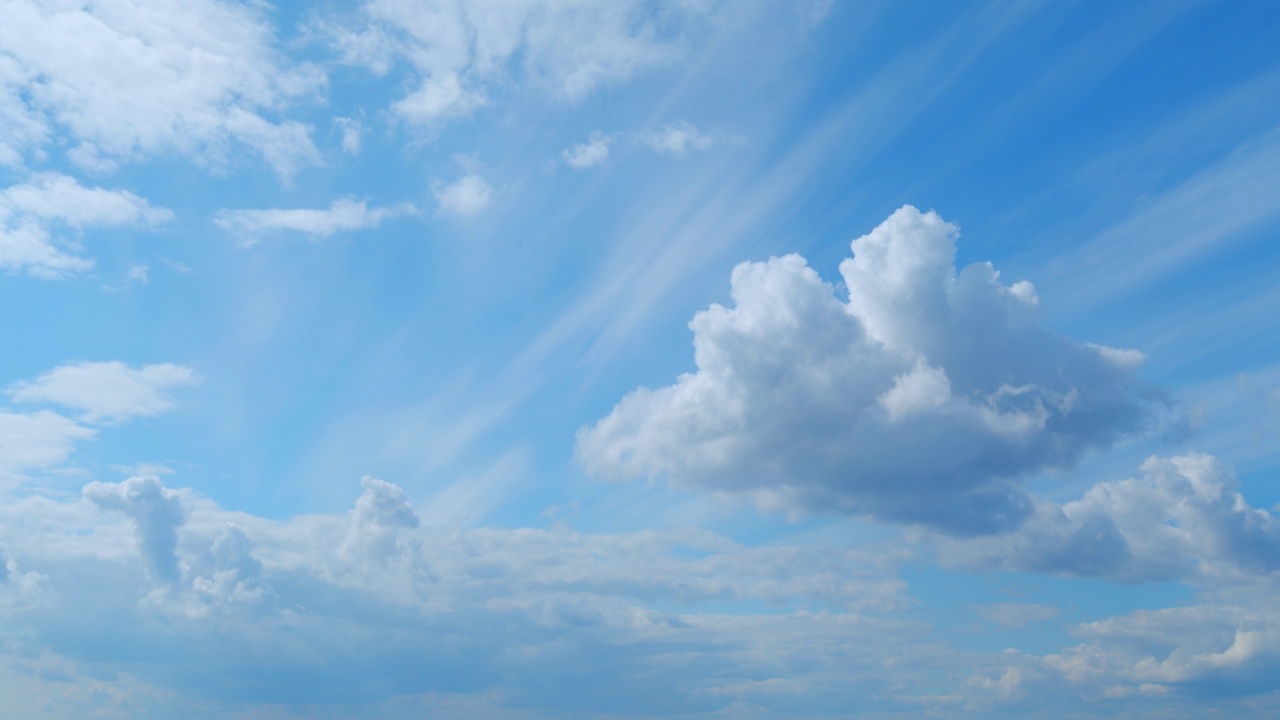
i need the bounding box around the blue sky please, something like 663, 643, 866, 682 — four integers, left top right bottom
1, 0, 1280, 717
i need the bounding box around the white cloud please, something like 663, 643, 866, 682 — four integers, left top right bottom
0, 410, 94, 478
214, 197, 416, 243
0, 173, 172, 278
325, 1, 718, 126
578, 206, 1159, 534
0, 0, 324, 178
939, 453, 1280, 582
334, 116, 363, 155
8, 361, 199, 424
84, 475, 186, 585
434, 173, 492, 217
562, 131, 612, 168
638, 120, 729, 157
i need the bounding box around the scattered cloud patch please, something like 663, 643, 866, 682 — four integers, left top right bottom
433, 173, 492, 217
0, 173, 172, 278
8, 361, 199, 424
0, 410, 94, 479
578, 206, 1159, 534
0, 0, 324, 179
322, 1, 720, 126
334, 116, 363, 155
215, 197, 416, 243
562, 131, 613, 169
639, 120, 732, 157
939, 453, 1280, 582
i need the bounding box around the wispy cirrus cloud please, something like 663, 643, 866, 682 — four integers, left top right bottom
215, 198, 417, 244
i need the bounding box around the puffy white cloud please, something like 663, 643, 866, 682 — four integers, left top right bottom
342, 475, 421, 564
8, 361, 199, 424
0, 0, 323, 177
578, 206, 1159, 533
214, 197, 416, 243
434, 173, 493, 217
83, 475, 186, 585
0, 173, 172, 278
562, 131, 612, 169
940, 453, 1280, 582
324, 0, 718, 126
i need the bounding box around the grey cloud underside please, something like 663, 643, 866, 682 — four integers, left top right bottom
578, 206, 1160, 534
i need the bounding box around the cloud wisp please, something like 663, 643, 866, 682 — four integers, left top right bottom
579, 206, 1161, 533
0, 173, 172, 278
215, 198, 417, 244
8, 361, 199, 424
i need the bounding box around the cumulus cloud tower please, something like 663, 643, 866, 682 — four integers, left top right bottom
578, 206, 1159, 534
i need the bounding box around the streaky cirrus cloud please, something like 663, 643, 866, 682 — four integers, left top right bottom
0, 0, 323, 178
322, 1, 721, 125
578, 206, 1161, 534
937, 453, 1280, 582
0, 173, 172, 278
8, 361, 199, 424
214, 197, 417, 243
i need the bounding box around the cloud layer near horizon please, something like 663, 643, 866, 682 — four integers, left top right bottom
579, 206, 1160, 533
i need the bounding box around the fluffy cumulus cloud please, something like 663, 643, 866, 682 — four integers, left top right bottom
214, 197, 417, 243
84, 475, 186, 585
0, 173, 172, 278
0, 0, 323, 177
579, 207, 1160, 534
8, 361, 199, 424
324, 0, 719, 125
940, 453, 1280, 582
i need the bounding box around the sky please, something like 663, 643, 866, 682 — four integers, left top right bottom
1, 0, 1280, 717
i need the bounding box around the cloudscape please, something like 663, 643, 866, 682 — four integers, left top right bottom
2, 2, 1279, 718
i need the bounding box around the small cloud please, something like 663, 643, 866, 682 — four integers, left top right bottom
562, 132, 612, 169
394, 72, 487, 124
214, 197, 416, 244
638, 120, 736, 158
8, 361, 200, 424
433, 174, 492, 217
334, 116, 363, 155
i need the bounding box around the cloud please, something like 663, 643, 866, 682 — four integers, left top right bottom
83, 476, 186, 585
638, 120, 731, 157
214, 197, 416, 243
434, 173, 492, 217
562, 131, 612, 169
578, 206, 1159, 534
0, 473, 916, 716
8, 361, 199, 424
939, 453, 1280, 582
324, 1, 718, 126
0, 173, 172, 278
0, 410, 94, 478
0, 0, 323, 178
334, 116, 363, 155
